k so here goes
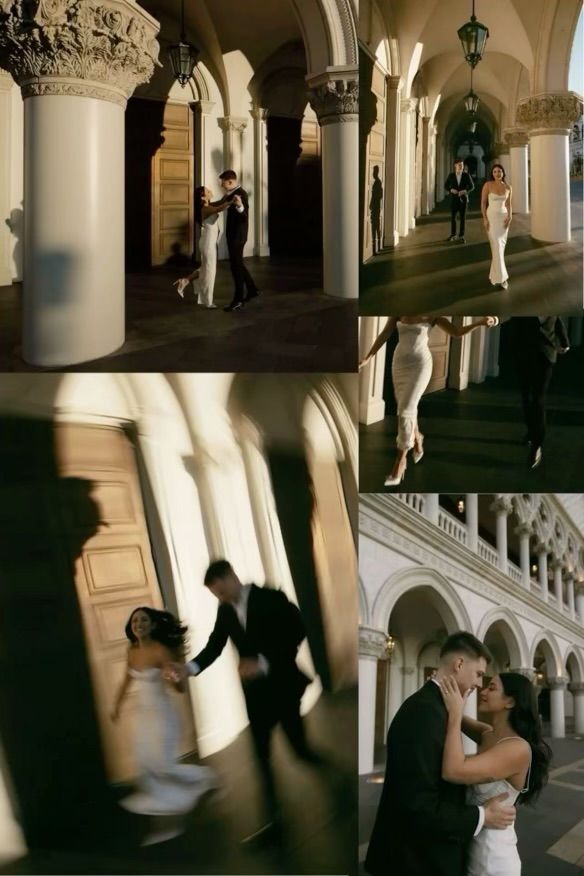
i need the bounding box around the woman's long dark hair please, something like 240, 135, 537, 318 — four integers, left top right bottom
499, 672, 552, 805
125, 606, 188, 657
194, 186, 206, 226
490, 163, 507, 182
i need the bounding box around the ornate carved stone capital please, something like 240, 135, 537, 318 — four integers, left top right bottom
534, 540, 550, 557
549, 556, 564, 572
494, 141, 509, 156
504, 127, 528, 148
548, 675, 569, 690
308, 75, 358, 126
359, 626, 388, 659
218, 116, 248, 134
569, 682, 584, 694
387, 75, 403, 93
0, 0, 160, 108
514, 523, 532, 539
191, 99, 215, 116
516, 92, 584, 134
490, 496, 513, 517
400, 97, 417, 114
250, 106, 268, 123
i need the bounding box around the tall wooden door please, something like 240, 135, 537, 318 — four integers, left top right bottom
151, 101, 194, 266
54, 423, 197, 782
426, 322, 451, 394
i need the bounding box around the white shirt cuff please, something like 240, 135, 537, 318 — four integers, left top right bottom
188, 661, 201, 676
235, 204, 244, 213
474, 806, 485, 836
257, 654, 269, 675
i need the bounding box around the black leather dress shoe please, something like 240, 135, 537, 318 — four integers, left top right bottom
224, 302, 243, 312
244, 288, 260, 303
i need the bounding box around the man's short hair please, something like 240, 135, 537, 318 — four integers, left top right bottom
440, 631, 492, 663
204, 559, 233, 586
454, 158, 464, 165
219, 169, 237, 181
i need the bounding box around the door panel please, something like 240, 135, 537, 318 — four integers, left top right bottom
426, 323, 451, 394
151, 102, 194, 266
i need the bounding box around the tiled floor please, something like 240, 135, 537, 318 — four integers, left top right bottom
360, 180, 583, 317
0, 257, 357, 373
0, 689, 357, 876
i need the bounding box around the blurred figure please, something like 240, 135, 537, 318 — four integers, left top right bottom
370, 166, 383, 255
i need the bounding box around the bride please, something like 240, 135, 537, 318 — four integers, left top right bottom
359, 316, 498, 486
481, 165, 512, 290
174, 186, 230, 307
439, 672, 551, 876
111, 606, 215, 844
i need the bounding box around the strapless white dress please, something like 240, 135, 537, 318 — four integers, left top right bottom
486, 192, 509, 285
119, 667, 215, 816
194, 212, 220, 307
392, 321, 433, 450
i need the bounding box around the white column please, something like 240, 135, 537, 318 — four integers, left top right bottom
191, 99, 215, 262
0, 72, 13, 287
537, 543, 549, 602
424, 494, 439, 525
553, 560, 564, 612
397, 98, 416, 237
466, 494, 478, 552
463, 688, 478, 755
250, 106, 269, 257
448, 318, 473, 390
504, 128, 530, 214
408, 101, 418, 229
566, 572, 576, 620
0, 0, 160, 367
421, 116, 431, 215
359, 317, 388, 424
383, 76, 402, 248
491, 496, 512, 574
429, 125, 438, 210
517, 92, 583, 242
576, 582, 584, 625
308, 73, 358, 299
570, 684, 584, 735
217, 117, 248, 185
469, 325, 489, 384
359, 627, 387, 774
516, 524, 532, 589
549, 677, 567, 738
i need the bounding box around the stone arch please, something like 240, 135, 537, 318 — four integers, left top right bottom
565, 647, 584, 683
476, 608, 530, 669
291, 0, 357, 72
359, 577, 371, 626
529, 630, 563, 677
372, 566, 473, 635
533, 0, 583, 93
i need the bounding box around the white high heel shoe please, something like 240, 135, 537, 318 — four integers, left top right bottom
384, 461, 407, 487
412, 434, 424, 464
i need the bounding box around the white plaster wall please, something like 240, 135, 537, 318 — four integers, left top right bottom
359, 533, 417, 622
9, 82, 23, 282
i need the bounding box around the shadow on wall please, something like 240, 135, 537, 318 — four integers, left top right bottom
125, 99, 165, 271
5, 204, 23, 282
0, 416, 136, 854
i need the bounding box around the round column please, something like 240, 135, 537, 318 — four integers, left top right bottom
549, 676, 568, 739
359, 627, 387, 774
576, 581, 584, 625
552, 558, 564, 611
0, 0, 160, 367
397, 98, 416, 237
566, 571, 576, 620
250, 106, 270, 257
308, 73, 358, 299
383, 76, 402, 249
423, 494, 439, 525
491, 496, 513, 574
516, 524, 532, 589
570, 683, 584, 735
517, 92, 583, 242
466, 494, 478, 553
359, 316, 388, 424
536, 542, 549, 601
504, 128, 529, 213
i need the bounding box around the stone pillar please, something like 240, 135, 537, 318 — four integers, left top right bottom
516, 524, 532, 589
517, 92, 583, 242
566, 571, 576, 620
448, 318, 473, 390
424, 494, 439, 525
0, 71, 13, 287
408, 103, 418, 229
421, 116, 431, 215
217, 116, 248, 184
536, 542, 549, 601
504, 128, 529, 214
191, 99, 215, 262
430, 125, 438, 210
549, 676, 568, 738
383, 76, 402, 248
570, 683, 584, 735
250, 106, 269, 257
0, 0, 160, 367
552, 559, 564, 612
308, 72, 358, 299
466, 494, 478, 552
576, 581, 584, 625
397, 98, 416, 237
491, 496, 512, 574
359, 316, 388, 424
359, 627, 387, 774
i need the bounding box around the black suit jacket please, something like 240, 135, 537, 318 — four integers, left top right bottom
513, 317, 570, 365
445, 172, 474, 203
223, 186, 249, 247
365, 681, 479, 876
191, 584, 310, 710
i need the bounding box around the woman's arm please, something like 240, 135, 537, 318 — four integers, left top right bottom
481, 182, 490, 221
461, 715, 493, 744
111, 651, 133, 721
359, 317, 397, 368
434, 316, 496, 337
160, 644, 186, 693
505, 185, 513, 226
202, 201, 230, 217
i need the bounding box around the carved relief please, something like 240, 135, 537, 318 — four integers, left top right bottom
308, 77, 358, 125
517, 92, 584, 132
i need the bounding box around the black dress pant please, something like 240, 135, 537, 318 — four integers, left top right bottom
450, 198, 467, 236
519, 353, 554, 447
227, 238, 257, 304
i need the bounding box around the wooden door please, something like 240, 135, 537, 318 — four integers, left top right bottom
426, 322, 451, 394
54, 423, 197, 782
151, 101, 194, 266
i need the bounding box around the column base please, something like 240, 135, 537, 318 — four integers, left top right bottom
359, 398, 386, 426
253, 244, 270, 257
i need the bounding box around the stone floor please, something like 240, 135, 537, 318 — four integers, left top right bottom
359, 734, 584, 876
0, 257, 357, 373
359, 339, 584, 494
360, 180, 583, 317
0, 689, 357, 876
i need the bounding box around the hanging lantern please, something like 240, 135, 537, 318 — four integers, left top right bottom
169, 0, 199, 87
464, 67, 480, 114
457, 0, 489, 68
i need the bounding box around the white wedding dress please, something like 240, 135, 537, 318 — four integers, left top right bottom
120, 668, 215, 816
392, 321, 434, 450
194, 212, 221, 307
486, 191, 510, 286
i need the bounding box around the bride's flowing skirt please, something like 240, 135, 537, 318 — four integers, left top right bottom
392, 345, 433, 450
468, 827, 521, 876
194, 223, 219, 307
486, 205, 509, 285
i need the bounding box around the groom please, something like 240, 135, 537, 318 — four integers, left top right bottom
445, 159, 474, 243
218, 170, 259, 312
365, 631, 516, 876
169, 560, 320, 840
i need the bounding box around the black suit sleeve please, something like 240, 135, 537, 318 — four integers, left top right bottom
393, 700, 479, 842
555, 317, 570, 349
191, 607, 229, 673
445, 174, 454, 194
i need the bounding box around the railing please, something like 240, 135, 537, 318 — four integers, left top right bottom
478, 537, 499, 567
437, 510, 467, 546
508, 564, 522, 586
396, 493, 425, 514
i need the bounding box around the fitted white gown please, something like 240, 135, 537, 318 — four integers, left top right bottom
194, 212, 221, 307
391, 321, 434, 450
119, 668, 215, 816
486, 191, 510, 286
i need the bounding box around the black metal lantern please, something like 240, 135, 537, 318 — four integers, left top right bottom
464, 67, 480, 114
457, 0, 489, 68
169, 0, 199, 87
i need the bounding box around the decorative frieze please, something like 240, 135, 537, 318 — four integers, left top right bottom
359, 625, 388, 659
517, 92, 583, 134
504, 128, 529, 148
308, 76, 358, 126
